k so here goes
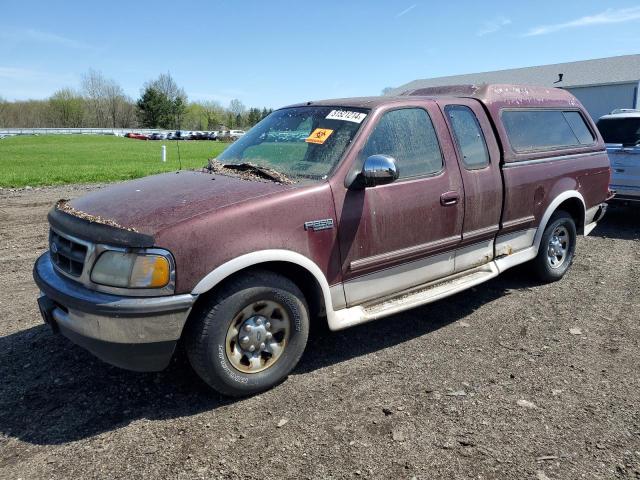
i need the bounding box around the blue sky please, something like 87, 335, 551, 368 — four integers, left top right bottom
1, 0, 639, 109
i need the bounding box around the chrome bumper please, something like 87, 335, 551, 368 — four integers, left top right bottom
33, 252, 197, 371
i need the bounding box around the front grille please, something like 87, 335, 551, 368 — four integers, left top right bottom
49, 230, 87, 277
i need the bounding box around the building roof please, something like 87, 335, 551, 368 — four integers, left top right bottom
389, 55, 640, 95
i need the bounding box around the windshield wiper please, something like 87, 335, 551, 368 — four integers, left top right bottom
205, 159, 294, 184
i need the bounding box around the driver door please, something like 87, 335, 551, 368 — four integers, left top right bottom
335, 102, 464, 305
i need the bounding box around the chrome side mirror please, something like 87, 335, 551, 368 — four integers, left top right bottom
361, 155, 399, 187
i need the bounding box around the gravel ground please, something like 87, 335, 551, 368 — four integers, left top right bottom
1, 185, 639, 480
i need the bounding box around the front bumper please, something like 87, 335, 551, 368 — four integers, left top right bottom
33, 252, 197, 371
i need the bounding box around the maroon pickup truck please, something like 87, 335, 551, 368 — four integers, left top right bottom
34, 84, 610, 396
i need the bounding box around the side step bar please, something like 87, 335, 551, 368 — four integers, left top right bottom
329, 262, 500, 331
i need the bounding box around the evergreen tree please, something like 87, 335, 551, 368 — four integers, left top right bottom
137, 87, 172, 128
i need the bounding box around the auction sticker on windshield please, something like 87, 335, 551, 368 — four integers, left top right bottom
325, 110, 367, 123
306, 128, 334, 144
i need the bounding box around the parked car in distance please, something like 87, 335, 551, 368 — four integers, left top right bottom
596, 110, 640, 204
125, 132, 148, 140
191, 131, 209, 140
229, 129, 246, 140
149, 132, 167, 140
208, 131, 220, 140
175, 130, 192, 140
34, 84, 610, 397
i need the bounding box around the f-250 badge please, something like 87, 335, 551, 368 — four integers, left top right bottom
304, 219, 334, 231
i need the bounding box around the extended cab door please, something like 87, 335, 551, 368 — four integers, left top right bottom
333, 101, 464, 306
437, 99, 503, 272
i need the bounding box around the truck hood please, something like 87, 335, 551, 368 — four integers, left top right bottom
67, 171, 296, 237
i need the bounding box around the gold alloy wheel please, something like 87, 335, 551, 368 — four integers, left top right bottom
224, 300, 291, 374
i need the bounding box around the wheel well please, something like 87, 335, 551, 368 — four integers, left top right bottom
556, 197, 585, 233
190, 261, 327, 321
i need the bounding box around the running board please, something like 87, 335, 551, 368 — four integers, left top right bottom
328, 263, 500, 331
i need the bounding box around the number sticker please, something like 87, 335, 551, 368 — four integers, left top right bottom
325, 110, 367, 123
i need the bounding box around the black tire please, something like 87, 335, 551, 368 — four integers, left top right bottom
185, 270, 309, 397
532, 210, 577, 282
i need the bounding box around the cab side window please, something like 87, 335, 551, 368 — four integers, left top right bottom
445, 105, 490, 169
361, 108, 443, 179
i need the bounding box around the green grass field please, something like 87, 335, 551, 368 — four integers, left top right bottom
0, 135, 228, 187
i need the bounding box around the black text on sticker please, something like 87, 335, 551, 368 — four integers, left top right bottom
326, 110, 367, 123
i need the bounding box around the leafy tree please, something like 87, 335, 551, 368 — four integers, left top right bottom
0, 96, 8, 126
48, 88, 84, 127
201, 100, 224, 129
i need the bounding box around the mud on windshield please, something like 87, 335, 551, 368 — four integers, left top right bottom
216, 106, 370, 180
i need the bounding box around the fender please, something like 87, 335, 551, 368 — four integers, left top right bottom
495, 190, 585, 273
191, 249, 339, 326
533, 189, 586, 251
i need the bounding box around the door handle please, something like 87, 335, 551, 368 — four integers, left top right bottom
440, 191, 459, 206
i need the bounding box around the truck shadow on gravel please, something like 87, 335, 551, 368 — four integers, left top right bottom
591, 204, 639, 241
0, 269, 536, 446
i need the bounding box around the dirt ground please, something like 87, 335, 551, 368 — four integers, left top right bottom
0, 184, 639, 480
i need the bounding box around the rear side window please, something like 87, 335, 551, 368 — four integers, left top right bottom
445, 105, 490, 169
502, 110, 595, 152
563, 111, 595, 145
360, 108, 443, 178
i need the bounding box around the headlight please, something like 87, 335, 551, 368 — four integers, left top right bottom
91, 250, 172, 289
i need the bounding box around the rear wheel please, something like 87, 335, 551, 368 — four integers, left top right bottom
185, 270, 309, 397
532, 210, 577, 282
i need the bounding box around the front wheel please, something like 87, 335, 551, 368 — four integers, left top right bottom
185, 270, 309, 397
531, 210, 577, 282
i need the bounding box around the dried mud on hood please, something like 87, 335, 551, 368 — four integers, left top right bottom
203, 159, 295, 185
55, 199, 139, 232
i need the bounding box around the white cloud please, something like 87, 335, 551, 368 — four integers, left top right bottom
524, 6, 640, 36
477, 16, 512, 36
396, 4, 417, 18
0, 28, 92, 49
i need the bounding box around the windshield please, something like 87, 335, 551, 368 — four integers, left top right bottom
216, 106, 369, 180
597, 117, 640, 146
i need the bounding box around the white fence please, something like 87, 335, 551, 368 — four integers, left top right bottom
0, 128, 172, 137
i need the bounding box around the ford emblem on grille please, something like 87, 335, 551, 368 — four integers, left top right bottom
50, 242, 58, 254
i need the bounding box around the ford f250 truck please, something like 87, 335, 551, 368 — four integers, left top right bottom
34, 84, 611, 396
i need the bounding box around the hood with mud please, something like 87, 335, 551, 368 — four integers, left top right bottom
67, 171, 296, 236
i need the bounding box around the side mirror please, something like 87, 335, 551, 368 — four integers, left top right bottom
360, 155, 399, 188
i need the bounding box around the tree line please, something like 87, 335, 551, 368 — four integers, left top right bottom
0, 70, 272, 130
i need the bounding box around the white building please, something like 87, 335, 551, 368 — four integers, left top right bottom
389, 55, 640, 121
